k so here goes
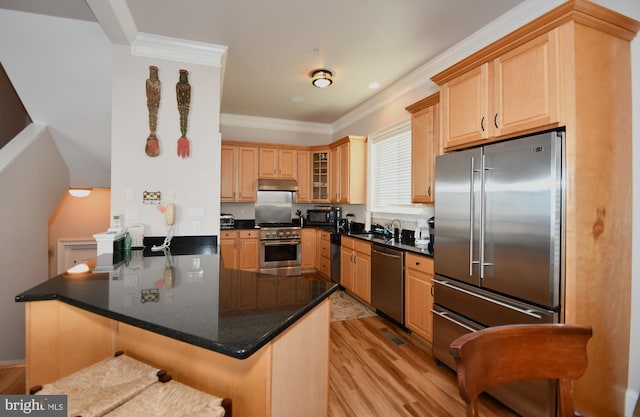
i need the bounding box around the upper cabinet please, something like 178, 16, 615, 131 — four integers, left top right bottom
296, 150, 311, 203
440, 64, 490, 148
439, 29, 560, 150
221, 144, 258, 202
311, 150, 330, 202
406, 93, 440, 204
258, 147, 297, 179
329, 136, 367, 204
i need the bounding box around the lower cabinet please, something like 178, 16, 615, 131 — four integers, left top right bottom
219, 230, 260, 271
404, 252, 434, 344
301, 228, 316, 272
340, 236, 371, 303
315, 230, 331, 278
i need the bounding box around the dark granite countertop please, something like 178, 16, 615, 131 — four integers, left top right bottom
343, 233, 433, 257
16, 242, 337, 360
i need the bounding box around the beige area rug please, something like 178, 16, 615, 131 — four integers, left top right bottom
330, 290, 377, 322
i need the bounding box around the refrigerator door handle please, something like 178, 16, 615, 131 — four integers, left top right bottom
480, 154, 495, 279
434, 279, 544, 320
432, 309, 477, 333
480, 154, 485, 279
470, 157, 477, 276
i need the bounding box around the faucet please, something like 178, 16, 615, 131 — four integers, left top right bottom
384, 219, 402, 240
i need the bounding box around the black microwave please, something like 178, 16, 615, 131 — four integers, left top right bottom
307, 208, 340, 227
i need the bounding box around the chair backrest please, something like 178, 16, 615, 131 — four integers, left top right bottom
449, 324, 593, 417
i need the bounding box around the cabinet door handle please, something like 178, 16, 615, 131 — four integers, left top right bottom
430, 286, 434, 297
427, 186, 431, 197
481, 116, 485, 132
494, 113, 499, 129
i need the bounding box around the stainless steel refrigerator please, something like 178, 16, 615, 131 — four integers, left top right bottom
432, 129, 563, 417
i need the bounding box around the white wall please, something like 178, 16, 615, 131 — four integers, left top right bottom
110, 46, 222, 237
0, 10, 112, 188
0, 125, 68, 362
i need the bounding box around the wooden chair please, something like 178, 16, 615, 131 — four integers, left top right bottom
449, 324, 593, 417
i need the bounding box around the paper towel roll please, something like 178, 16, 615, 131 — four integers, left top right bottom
365, 211, 371, 232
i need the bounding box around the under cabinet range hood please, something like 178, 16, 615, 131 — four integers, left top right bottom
257, 178, 299, 192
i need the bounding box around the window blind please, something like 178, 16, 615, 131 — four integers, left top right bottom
370, 120, 418, 214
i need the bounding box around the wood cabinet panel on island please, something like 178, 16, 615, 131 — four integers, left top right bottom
340, 236, 371, 304
431, 4, 639, 415
259, 147, 297, 179
220, 144, 258, 202
406, 93, 440, 204
404, 252, 434, 344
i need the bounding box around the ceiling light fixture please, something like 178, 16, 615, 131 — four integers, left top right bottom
68, 188, 92, 198
311, 69, 333, 88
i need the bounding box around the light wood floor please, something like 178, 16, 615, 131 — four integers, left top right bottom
0, 364, 25, 395
329, 316, 516, 417
0, 316, 515, 417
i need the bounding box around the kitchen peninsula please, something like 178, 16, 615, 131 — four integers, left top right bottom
16, 237, 337, 417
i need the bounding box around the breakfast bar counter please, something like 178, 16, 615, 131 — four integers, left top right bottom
16, 241, 337, 417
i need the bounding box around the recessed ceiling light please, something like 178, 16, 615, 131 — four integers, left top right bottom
368, 82, 380, 90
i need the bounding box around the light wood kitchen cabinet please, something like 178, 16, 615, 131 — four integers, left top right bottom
258, 147, 297, 179
296, 150, 311, 203
220, 144, 258, 202
301, 228, 316, 272
406, 93, 440, 204
340, 236, 371, 303
440, 63, 490, 149
219, 229, 259, 272
315, 230, 331, 278
329, 136, 367, 204
311, 150, 330, 202
404, 252, 434, 344
439, 29, 559, 150
430, 4, 639, 415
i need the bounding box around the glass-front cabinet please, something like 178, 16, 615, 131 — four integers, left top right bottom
312, 151, 329, 202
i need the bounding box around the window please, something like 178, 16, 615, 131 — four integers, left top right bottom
369, 119, 423, 215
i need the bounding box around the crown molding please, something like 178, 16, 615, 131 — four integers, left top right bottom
332, 0, 563, 133
86, 0, 137, 45
132, 32, 228, 67
220, 113, 332, 135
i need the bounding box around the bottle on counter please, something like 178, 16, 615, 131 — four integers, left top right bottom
124, 232, 132, 251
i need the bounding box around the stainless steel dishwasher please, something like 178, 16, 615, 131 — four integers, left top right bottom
371, 243, 404, 325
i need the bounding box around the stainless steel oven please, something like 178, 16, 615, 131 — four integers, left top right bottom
259, 224, 301, 276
